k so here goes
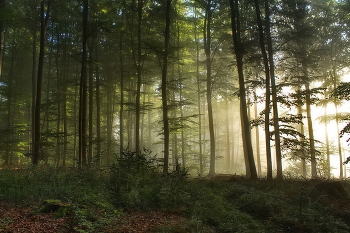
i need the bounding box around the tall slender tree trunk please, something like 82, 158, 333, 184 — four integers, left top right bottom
331, 67, 343, 178
106, 66, 113, 165
31, 27, 37, 157
42, 37, 52, 164
194, 8, 203, 175
230, 0, 257, 179
119, 12, 125, 156
0, 0, 5, 78
323, 104, 330, 177
88, 42, 94, 164
254, 98, 261, 177
79, 0, 88, 167
147, 93, 152, 148
33, 0, 51, 165
253, 0, 272, 179
225, 97, 231, 172
127, 79, 133, 149
177, 31, 185, 168
161, 0, 171, 174
55, 33, 61, 167
62, 83, 67, 167
301, 44, 317, 178
73, 79, 78, 166
297, 105, 307, 177
5, 43, 15, 166
204, 2, 216, 177
335, 104, 343, 179
135, 0, 143, 154
264, 0, 282, 179
305, 84, 316, 178
62, 21, 69, 167
95, 41, 101, 164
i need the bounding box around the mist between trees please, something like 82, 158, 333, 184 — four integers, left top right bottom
1, 0, 350, 180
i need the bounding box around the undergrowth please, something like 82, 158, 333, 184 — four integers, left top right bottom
1, 151, 350, 232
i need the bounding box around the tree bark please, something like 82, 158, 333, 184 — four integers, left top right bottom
88, 42, 94, 164
230, 0, 257, 179
204, 1, 216, 177
95, 40, 101, 164
119, 12, 124, 156
33, 0, 51, 165
135, 0, 143, 154
253, 0, 272, 179
254, 97, 261, 177
0, 0, 5, 77
79, 0, 88, 167
31, 26, 37, 158
162, 0, 171, 174
225, 96, 231, 172
194, 7, 203, 175
297, 105, 307, 177
264, 0, 283, 180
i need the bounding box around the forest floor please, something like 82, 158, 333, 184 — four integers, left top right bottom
1, 165, 350, 233
0, 202, 193, 232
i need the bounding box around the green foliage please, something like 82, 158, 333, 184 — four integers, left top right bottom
109, 149, 190, 210
0, 165, 109, 204
64, 204, 97, 233
186, 181, 263, 233
2, 164, 350, 232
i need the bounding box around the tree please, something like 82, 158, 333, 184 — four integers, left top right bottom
229, 0, 257, 179
252, 0, 272, 179
204, 0, 216, 177
33, 0, 51, 165
0, 0, 5, 78
79, 0, 88, 167
161, 0, 171, 173
264, 0, 283, 180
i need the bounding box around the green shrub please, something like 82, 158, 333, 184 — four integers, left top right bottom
109, 149, 190, 210
187, 182, 263, 232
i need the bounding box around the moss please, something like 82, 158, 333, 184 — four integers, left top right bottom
54, 204, 71, 218
29, 199, 71, 218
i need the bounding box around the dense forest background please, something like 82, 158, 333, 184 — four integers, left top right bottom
1, 0, 350, 179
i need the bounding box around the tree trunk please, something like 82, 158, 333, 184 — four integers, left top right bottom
5, 43, 15, 166
55, 32, 61, 167
253, 0, 272, 179
194, 7, 203, 175
323, 104, 330, 178
88, 42, 94, 164
230, 0, 257, 179
95, 41, 101, 164
301, 49, 317, 178
119, 16, 124, 155
0, 0, 4, 78
254, 97, 261, 177
178, 39, 185, 168
335, 103, 343, 179
135, 0, 143, 155
106, 65, 113, 165
161, 0, 171, 174
31, 26, 37, 158
264, 0, 282, 180
33, 0, 51, 165
225, 96, 231, 172
79, 0, 88, 167
147, 93, 152, 148
297, 105, 307, 177
204, 2, 216, 177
